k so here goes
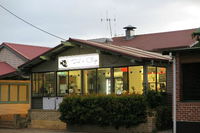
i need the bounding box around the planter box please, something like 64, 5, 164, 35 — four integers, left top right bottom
67, 116, 155, 133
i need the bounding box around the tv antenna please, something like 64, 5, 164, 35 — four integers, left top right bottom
101, 12, 116, 38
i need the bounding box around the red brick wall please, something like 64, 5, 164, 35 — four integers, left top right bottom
176, 53, 200, 122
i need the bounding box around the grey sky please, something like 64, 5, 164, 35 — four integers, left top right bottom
0, 0, 199, 47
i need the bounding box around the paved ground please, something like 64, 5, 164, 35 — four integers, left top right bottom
0, 128, 87, 133
157, 130, 172, 133
0, 128, 172, 133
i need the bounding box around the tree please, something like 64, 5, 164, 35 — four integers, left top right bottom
192, 28, 200, 42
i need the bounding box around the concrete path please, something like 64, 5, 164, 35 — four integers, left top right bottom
0, 128, 86, 133
0, 128, 172, 133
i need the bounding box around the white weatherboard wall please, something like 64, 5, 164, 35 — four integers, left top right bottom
43, 97, 63, 110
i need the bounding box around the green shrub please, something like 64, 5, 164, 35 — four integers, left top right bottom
59, 95, 147, 129
145, 90, 167, 109
155, 106, 172, 130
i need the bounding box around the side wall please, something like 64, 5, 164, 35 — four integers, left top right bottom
176, 53, 200, 133
0, 47, 26, 68
0, 80, 30, 115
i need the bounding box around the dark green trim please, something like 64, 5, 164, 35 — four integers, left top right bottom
0, 83, 29, 85
0, 85, 1, 101
26, 85, 29, 102
8, 85, 10, 101
40, 56, 50, 60
0, 101, 29, 104
17, 85, 20, 102
61, 41, 76, 47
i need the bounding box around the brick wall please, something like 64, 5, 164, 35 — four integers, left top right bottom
176, 53, 200, 122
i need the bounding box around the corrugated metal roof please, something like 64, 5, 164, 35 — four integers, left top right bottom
69, 38, 171, 61
2, 42, 51, 60
112, 28, 196, 51
0, 62, 16, 76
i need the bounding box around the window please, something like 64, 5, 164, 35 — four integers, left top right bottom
147, 66, 166, 92
43, 72, 56, 96
32, 72, 56, 97
114, 67, 128, 94
32, 73, 43, 96
97, 68, 111, 94
57, 72, 69, 96
83, 69, 97, 94
129, 66, 143, 94
148, 67, 156, 90
0, 83, 29, 103
157, 67, 166, 92
69, 70, 82, 95
182, 63, 200, 101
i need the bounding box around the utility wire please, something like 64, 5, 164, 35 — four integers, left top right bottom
0, 3, 66, 41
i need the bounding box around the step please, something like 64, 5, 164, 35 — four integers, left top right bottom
0, 121, 15, 128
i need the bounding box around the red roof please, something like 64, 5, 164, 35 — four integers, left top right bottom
0, 62, 16, 76
69, 38, 171, 61
2, 42, 51, 60
112, 28, 196, 51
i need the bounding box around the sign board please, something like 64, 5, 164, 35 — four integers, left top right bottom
58, 53, 99, 70
43, 97, 63, 110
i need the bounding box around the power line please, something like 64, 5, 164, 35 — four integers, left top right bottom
0, 3, 66, 41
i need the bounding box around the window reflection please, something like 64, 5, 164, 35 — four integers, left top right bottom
157, 67, 166, 92
69, 70, 81, 95
32, 72, 56, 97
83, 69, 96, 94
114, 67, 128, 95
147, 67, 156, 90
129, 66, 143, 94
97, 68, 111, 94
57, 72, 68, 96
43, 72, 56, 96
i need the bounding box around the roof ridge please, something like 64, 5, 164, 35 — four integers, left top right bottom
69, 38, 171, 60
113, 28, 197, 39
3, 42, 51, 48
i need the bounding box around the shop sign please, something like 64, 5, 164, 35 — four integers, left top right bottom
58, 53, 99, 70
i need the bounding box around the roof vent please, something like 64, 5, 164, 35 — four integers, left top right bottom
123, 25, 136, 40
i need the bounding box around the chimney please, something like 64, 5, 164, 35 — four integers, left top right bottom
123, 25, 136, 40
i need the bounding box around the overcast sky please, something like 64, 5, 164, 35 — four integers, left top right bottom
0, 0, 200, 47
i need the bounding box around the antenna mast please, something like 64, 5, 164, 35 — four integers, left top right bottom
101, 12, 116, 38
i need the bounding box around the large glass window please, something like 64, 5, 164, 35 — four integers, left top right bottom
182, 63, 200, 101
147, 66, 166, 92
97, 68, 111, 94
157, 67, 166, 92
129, 66, 143, 94
32, 73, 43, 97
69, 70, 81, 95
43, 72, 56, 96
32, 72, 56, 97
114, 67, 128, 94
83, 69, 97, 94
57, 72, 69, 96
148, 67, 156, 90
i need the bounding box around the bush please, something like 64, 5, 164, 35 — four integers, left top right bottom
155, 106, 172, 130
59, 95, 147, 129
145, 90, 167, 109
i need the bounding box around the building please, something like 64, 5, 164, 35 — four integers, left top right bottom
19, 37, 170, 129
0, 42, 50, 115
163, 38, 200, 132
0, 42, 50, 79
18, 27, 198, 130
